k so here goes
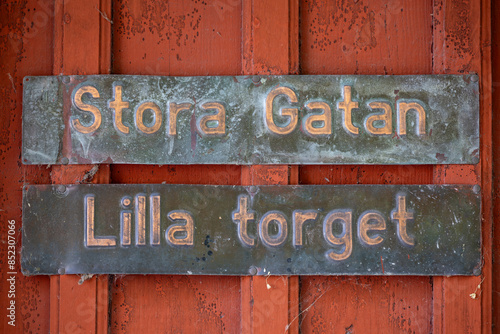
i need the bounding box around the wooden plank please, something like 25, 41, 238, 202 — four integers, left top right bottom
50, 265, 110, 334
0, 0, 56, 332
432, 0, 487, 333
300, 0, 432, 75
480, 2, 493, 332
111, 275, 241, 332
111, 165, 241, 185
112, 0, 241, 76
241, 0, 299, 333
289, 0, 300, 74
299, 0, 434, 332
50, 272, 109, 334
241, 167, 295, 334
481, 1, 493, 332
297, 167, 434, 333
109, 0, 243, 332
49, 0, 112, 333
300, 276, 432, 333
50, 166, 110, 334
493, 0, 500, 331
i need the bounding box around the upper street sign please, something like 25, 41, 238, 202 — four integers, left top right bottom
22, 75, 479, 165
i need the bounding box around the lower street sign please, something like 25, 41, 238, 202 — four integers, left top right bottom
22, 184, 481, 276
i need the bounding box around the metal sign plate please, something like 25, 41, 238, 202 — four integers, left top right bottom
23, 75, 479, 165
22, 184, 481, 276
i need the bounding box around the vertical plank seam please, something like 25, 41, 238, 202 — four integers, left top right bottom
288, 1, 299, 332
492, 2, 500, 331
240, 2, 252, 330
288, 0, 299, 74
440, 277, 444, 334
99, 0, 112, 75
430, 1, 444, 332
431, 0, 484, 333
250, 277, 254, 334
53, 0, 64, 74
98, 0, 112, 333
431, 1, 445, 333
480, 0, 493, 331
95, 279, 99, 334
50, 0, 64, 331
242, 0, 253, 74
250, 0, 254, 74
49, 276, 60, 333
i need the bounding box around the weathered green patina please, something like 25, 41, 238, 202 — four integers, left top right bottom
22, 75, 479, 165
22, 184, 481, 275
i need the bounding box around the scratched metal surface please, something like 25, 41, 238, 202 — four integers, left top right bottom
22, 184, 481, 275
22, 75, 479, 165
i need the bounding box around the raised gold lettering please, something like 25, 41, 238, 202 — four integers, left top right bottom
135, 102, 162, 134
292, 210, 318, 247
166, 211, 194, 246
232, 195, 256, 247
397, 102, 426, 136
108, 85, 130, 134
323, 210, 352, 261
303, 102, 332, 136
84, 195, 116, 247
391, 194, 415, 246
150, 194, 161, 245
365, 102, 392, 135
337, 86, 359, 135
198, 102, 226, 136
120, 197, 132, 246
358, 211, 386, 246
259, 211, 288, 247
121, 211, 131, 246
169, 102, 192, 136
72, 86, 101, 134
265, 86, 298, 135
135, 195, 146, 245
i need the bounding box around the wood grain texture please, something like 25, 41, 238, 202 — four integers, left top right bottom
480, 0, 493, 331
50, 163, 111, 334
0, 0, 493, 333
492, 0, 500, 331
241, 1, 299, 333
113, 0, 242, 76
50, 164, 111, 334
300, 276, 432, 333
49, 271, 110, 334
240, 165, 296, 334
109, 1, 243, 333
112, 275, 241, 333
299, 1, 434, 333
111, 165, 241, 185
432, 1, 487, 333
49, 0, 112, 333
242, 0, 296, 75
0, 1, 55, 332
300, 0, 432, 75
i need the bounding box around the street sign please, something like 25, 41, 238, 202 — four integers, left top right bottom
22, 184, 481, 276
22, 75, 479, 165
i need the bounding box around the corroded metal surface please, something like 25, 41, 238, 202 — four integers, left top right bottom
22, 184, 481, 275
23, 75, 479, 165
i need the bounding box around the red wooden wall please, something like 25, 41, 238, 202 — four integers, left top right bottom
0, 0, 496, 333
